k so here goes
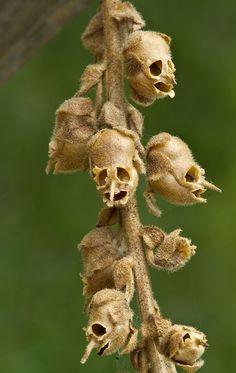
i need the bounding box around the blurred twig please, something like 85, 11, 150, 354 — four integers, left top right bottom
0, 0, 91, 85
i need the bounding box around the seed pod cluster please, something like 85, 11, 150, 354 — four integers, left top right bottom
145, 132, 221, 209
46, 1, 221, 371
124, 31, 176, 106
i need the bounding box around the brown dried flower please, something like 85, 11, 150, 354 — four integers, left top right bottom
81, 289, 138, 363
89, 127, 144, 207
124, 31, 176, 106
46, 97, 95, 174
145, 132, 221, 208
160, 325, 208, 372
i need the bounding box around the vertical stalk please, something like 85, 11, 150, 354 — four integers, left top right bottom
102, 1, 171, 372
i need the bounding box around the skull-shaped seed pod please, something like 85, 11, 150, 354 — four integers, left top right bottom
89, 127, 144, 207
46, 97, 96, 174
146, 132, 221, 206
124, 31, 176, 107
160, 325, 209, 372
79, 227, 119, 305
81, 289, 138, 363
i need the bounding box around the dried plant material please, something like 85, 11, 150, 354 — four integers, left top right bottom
77, 63, 106, 97
146, 132, 221, 206
131, 344, 150, 373
99, 101, 127, 128
82, 10, 104, 58
113, 256, 134, 302
79, 227, 118, 304
142, 226, 165, 250
126, 104, 144, 136
111, 2, 145, 31
144, 228, 196, 272
81, 289, 138, 363
124, 31, 176, 107
46, 97, 95, 174
160, 325, 208, 372
96, 206, 119, 226
143, 188, 162, 217
131, 340, 177, 373
89, 127, 144, 207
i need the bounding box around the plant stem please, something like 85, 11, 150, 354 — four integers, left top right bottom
102, 1, 172, 372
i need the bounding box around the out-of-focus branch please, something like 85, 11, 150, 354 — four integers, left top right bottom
0, 0, 91, 85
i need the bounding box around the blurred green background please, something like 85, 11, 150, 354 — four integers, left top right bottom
0, 0, 235, 372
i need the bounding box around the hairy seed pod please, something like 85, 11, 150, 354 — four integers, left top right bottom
160, 324, 209, 372
79, 227, 118, 304
124, 31, 176, 107
146, 132, 221, 206
81, 289, 138, 363
143, 227, 196, 272
89, 127, 144, 207
46, 97, 95, 174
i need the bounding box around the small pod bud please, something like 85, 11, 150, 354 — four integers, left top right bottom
79, 227, 117, 303
146, 132, 221, 206
89, 127, 144, 207
46, 97, 95, 174
160, 325, 209, 372
124, 31, 176, 107
81, 289, 137, 363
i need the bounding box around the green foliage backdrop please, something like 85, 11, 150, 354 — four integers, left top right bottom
0, 0, 235, 372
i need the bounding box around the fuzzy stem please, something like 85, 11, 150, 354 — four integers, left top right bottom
102, 1, 169, 372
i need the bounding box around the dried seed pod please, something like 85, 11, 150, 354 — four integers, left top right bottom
124, 31, 176, 107
81, 289, 138, 363
46, 97, 95, 174
146, 132, 221, 208
89, 127, 144, 207
79, 227, 118, 304
143, 227, 196, 272
160, 325, 208, 372
81, 11, 104, 58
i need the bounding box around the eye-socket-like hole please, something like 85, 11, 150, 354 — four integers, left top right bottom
92, 323, 107, 336
98, 343, 109, 356
98, 169, 108, 186
149, 60, 162, 76
185, 166, 199, 183
117, 167, 130, 182
183, 333, 191, 342
155, 82, 171, 92
114, 191, 127, 201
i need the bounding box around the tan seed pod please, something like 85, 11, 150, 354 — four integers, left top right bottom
46, 97, 95, 174
81, 11, 104, 58
124, 31, 176, 107
81, 289, 138, 363
89, 127, 144, 207
160, 325, 209, 372
79, 227, 118, 304
146, 132, 221, 207
143, 227, 196, 272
